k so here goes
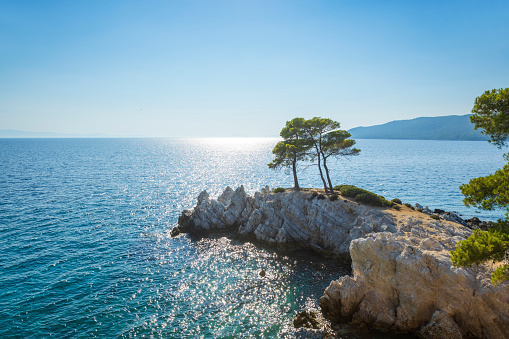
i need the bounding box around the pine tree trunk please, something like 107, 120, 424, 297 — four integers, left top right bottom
322, 155, 334, 192
292, 156, 300, 191
316, 149, 329, 192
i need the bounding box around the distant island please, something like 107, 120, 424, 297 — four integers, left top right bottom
348, 114, 489, 141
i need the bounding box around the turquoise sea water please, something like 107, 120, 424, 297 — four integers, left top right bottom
0, 138, 506, 338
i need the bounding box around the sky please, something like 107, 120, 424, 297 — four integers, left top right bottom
1, 0, 508, 137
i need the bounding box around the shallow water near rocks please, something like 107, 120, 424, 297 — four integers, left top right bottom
0, 138, 504, 337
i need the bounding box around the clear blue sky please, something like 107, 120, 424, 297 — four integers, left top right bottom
1, 0, 508, 137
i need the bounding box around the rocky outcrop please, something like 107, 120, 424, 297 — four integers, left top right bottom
175, 186, 509, 338
174, 185, 397, 256
319, 217, 509, 339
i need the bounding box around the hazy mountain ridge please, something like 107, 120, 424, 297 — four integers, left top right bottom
1, 115, 490, 140
348, 114, 489, 141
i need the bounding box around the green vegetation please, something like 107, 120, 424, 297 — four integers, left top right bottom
430, 215, 440, 220
460, 164, 509, 213
329, 193, 339, 201
317, 194, 326, 200
300, 118, 360, 192
470, 88, 509, 148
391, 198, 402, 205
273, 187, 286, 193
404, 203, 414, 210
451, 229, 509, 266
268, 118, 309, 190
355, 192, 390, 207
492, 265, 509, 286
268, 117, 360, 192
451, 88, 509, 285
335, 184, 392, 208
335, 184, 368, 198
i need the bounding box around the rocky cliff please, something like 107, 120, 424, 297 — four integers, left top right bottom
174, 186, 509, 338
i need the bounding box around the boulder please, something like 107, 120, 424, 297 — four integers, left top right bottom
319, 220, 509, 338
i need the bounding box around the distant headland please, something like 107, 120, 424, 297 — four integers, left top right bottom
348, 114, 489, 141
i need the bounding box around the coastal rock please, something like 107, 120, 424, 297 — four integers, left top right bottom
440, 211, 468, 226
261, 185, 271, 194
176, 186, 509, 338
320, 217, 509, 338
176, 186, 397, 256
290, 309, 336, 338
293, 309, 322, 329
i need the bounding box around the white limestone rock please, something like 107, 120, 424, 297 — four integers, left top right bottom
176, 186, 509, 338
177, 186, 395, 255
320, 220, 509, 338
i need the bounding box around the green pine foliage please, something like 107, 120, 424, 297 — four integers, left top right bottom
451, 229, 509, 266
470, 88, 509, 148
460, 164, 509, 216
453, 88, 509, 285
273, 187, 286, 193
492, 265, 509, 286
268, 117, 360, 192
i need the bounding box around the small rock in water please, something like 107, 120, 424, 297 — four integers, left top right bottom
259, 269, 266, 277
170, 227, 180, 237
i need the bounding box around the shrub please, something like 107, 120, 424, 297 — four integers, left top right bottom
273, 187, 285, 193
392, 204, 401, 211
404, 203, 415, 210
391, 198, 402, 205
329, 193, 339, 201
317, 194, 326, 200
335, 184, 392, 208
310, 192, 318, 199
337, 185, 369, 198
355, 192, 391, 207
430, 215, 440, 220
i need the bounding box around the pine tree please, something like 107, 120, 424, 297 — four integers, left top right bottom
452, 88, 509, 285
301, 117, 360, 192
268, 118, 310, 190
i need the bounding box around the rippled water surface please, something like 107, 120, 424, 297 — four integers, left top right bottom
0, 138, 505, 338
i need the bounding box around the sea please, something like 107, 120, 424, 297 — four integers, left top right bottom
0, 138, 506, 338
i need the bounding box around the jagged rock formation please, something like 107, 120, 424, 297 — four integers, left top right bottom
175, 186, 509, 338
175, 185, 397, 256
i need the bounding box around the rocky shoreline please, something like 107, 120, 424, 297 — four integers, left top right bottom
173, 186, 509, 338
